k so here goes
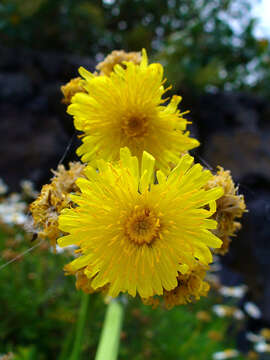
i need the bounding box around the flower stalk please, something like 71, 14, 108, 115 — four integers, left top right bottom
69, 292, 90, 360
95, 299, 124, 360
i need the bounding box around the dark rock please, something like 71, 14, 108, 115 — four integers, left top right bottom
0, 104, 70, 191
0, 73, 33, 104
0, 45, 94, 191
196, 90, 270, 324
198, 92, 266, 133
203, 130, 270, 180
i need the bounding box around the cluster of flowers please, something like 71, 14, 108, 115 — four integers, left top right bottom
30, 49, 246, 308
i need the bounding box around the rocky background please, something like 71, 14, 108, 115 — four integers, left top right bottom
0, 45, 95, 190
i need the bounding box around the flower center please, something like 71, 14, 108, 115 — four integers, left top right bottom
125, 207, 160, 245
122, 115, 148, 138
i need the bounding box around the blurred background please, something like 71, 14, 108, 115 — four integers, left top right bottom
0, 0, 270, 359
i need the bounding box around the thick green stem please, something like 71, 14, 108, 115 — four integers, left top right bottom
69, 292, 90, 360
95, 299, 124, 360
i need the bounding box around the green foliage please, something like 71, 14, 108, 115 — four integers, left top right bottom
0, 225, 105, 359
157, 2, 270, 94
13, 346, 37, 360
1, 0, 270, 94
121, 298, 247, 360
0, 224, 247, 360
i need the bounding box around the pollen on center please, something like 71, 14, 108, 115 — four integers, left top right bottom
122, 114, 149, 138
125, 207, 160, 245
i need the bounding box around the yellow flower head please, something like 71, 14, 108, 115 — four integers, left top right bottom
205, 166, 246, 255
58, 148, 223, 300
30, 162, 85, 248
68, 49, 199, 174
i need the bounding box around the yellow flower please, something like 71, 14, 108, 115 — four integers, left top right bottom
68, 49, 199, 173
96, 50, 142, 76
30, 162, 85, 248
205, 166, 246, 254
58, 148, 223, 300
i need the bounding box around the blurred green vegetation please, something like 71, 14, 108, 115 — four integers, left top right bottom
0, 223, 247, 360
0, 0, 270, 95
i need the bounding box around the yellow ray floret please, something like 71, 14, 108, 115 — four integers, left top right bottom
68, 49, 199, 174
58, 148, 223, 300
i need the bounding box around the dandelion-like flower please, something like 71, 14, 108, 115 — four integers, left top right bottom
68, 49, 199, 173
30, 162, 85, 248
205, 167, 246, 254
58, 148, 223, 301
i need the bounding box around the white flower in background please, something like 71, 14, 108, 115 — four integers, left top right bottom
20, 180, 38, 198
213, 305, 227, 317
210, 256, 222, 272
233, 309, 245, 320
246, 332, 264, 343
0, 193, 27, 226
0, 178, 8, 195
0, 352, 14, 360
212, 305, 244, 320
206, 274, 221, 286
244, 302, 262, 319
255, 342, 270, 353
219, 285, 248, 298
213, 349, 239, 359
54, 244, 76, 254
210, 263, 222, 272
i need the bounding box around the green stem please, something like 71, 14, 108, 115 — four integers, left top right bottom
58, 328, 74, 360
69, 292, 90, 360
95, 299, 124, 360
